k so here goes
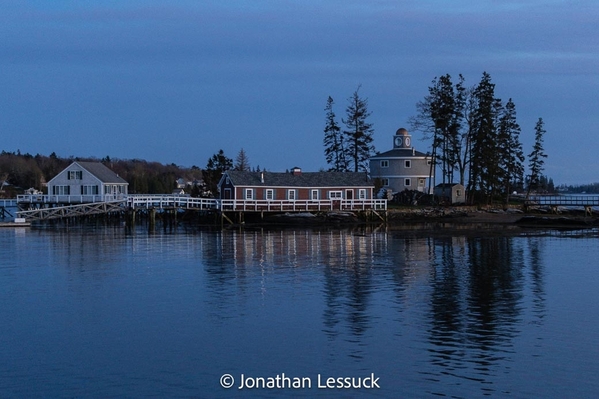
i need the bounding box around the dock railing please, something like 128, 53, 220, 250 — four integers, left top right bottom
218, 198, 387, 212
127, 195, 218, 210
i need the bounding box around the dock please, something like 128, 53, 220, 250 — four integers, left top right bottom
14, 194, 387, 224
524, 195, 599, 216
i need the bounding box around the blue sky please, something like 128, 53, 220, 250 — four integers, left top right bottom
1, 0, 597, 184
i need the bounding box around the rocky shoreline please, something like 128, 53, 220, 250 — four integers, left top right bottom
247, 205, 599, 230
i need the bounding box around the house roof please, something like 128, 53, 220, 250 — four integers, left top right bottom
76, 162, 128, 184
370, 148, 429, 158
224, 170, 373, 188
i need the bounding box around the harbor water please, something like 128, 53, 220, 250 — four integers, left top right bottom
1, 222, 598, 398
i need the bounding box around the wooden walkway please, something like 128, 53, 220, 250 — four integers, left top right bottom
16, 200, 126, 221
525, 195, 599, 215
1, 199, 17, 219
15, 194, 386, 221
126, 195, 217, 210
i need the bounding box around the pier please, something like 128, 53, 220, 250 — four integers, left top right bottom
14, 194, 387, 223
524, 195, 599, 216
0, 199, 16, 219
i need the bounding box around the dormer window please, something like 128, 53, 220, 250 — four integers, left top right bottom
68, 171, 83, 180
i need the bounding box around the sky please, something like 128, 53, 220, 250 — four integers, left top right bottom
1, 0, 598, 185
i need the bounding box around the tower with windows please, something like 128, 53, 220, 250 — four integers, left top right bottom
369, 128, 434, 195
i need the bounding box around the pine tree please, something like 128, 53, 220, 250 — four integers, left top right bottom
497, 98, 524, 203
204, 149, 233, 197
527, 118, 548, 197
323, 96, 347, 171
342, 86, 375, 172
468, 72, 500, 203
234, 148, 251, 171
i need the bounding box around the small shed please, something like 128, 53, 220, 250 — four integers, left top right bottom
434, 183, 466, 204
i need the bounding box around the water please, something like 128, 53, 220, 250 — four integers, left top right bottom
1, 223, 598, 398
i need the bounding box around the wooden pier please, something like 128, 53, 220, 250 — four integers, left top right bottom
16, 200, 126, 221
524, 195, 599, 216
14, 194, 387, 223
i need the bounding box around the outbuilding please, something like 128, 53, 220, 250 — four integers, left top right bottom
434, 183, 466, 204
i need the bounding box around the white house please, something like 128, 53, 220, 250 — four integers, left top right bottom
47, 161, 128, 202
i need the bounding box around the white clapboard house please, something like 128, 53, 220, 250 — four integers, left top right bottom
46, 161, 129, 202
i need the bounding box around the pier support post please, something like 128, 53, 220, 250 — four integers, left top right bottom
149, 208, 156, 229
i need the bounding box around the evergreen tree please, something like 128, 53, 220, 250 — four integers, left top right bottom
411, 74, 467, 189
323, 96, 347, 171
468, 72, 501, 203
527, 118, 548, 197
234, 148, 251, 171
497, 98, 525, 203
342, 86, 375, 172
204, 149, 233, 197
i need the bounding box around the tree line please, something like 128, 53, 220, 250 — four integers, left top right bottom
323, 73, 550, 204
0, 148, 255, 198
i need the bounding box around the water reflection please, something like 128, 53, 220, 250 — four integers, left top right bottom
5, 223, 593, 398
198, 227, 551, 396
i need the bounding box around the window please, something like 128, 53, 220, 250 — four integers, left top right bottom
382, 179, 389, 186
311, 190, 319, 200
266, 189, 274, 200
104, 185, 112, 194
358, 189, 367, 199
380, 160, 389, 168
405, 160, 411, 168
405, 178, 411, 187
418, 178, 425, 187
329, 191, 342, 199
288, 190, 296, 200
68, 171, 82, 180
81, 185, 99, 195
53, 185, 70, 195
456, 189, 462, 197
427, 160, 432, 165
245, 188, 253, 200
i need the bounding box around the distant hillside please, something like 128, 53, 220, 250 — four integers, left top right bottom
556, 183, 599, 194
0, 151, 204, 197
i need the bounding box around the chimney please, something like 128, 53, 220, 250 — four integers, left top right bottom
291, 167, 302, 176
